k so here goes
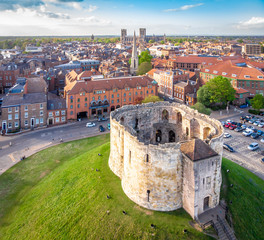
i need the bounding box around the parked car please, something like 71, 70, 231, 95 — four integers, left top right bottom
240, 116, 246, 120
223, 144, 234, 152
258, 123, 264, 128
234, 127, 243, 132
260, 138, 264, 143
248, 142, 259, 151
241, 124, 247, 130
224, 133, 231, 138
259, 112, 264, 116
224, 123, 231, 128
236, 123, 242, 127
226, 119, 232, 124
229, 124, 237, 130
98, 125, 105, 132
253, 121, 260, 126
249, 119, 256, 124
245, 114, 252, 119
251, 133, 259, 139
107, 123, 110, 130
246, 126, 254, 131
86, 122, 95, 128
239, 104, 248, 108
243, 130, 253, 136
261, 158, 264, 163
98, 117, 108, 122
257, 130, 263, 136
221, 121, 226, 126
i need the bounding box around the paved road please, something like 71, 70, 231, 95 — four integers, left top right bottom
0, 119, 110, 175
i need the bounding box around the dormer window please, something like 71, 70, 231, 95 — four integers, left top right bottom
244, 75, 250, 78
222, 72, 227, 76
257, 76, 263, 79
205, 69, 209, 72
232, 74, 237, 78
213, 70, 218, 74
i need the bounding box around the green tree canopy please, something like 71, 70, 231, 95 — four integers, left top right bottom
197, 85, 211, 107
142, 95, 163, 104
251, 94, 264, 110
138, 50, 152, 65
137, 62, 152, 75
191, 102, 211, 115
149, 40, 154, 43
198, 76, 235, 107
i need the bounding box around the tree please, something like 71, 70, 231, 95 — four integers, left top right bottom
138, 50, 152, 65
251, 94, 264, 110
149, 40, 154, 43
142, 95, 163, 104
137, 62, 152, 75
191, 102, 211, 115
134, 96, 144, 104
160, 40, 164, 44
197, 85, 211, 107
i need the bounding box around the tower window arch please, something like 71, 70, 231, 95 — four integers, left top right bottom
162, 109, 169, 121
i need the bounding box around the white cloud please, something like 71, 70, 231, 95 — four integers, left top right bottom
164, 3, 204, 12
237, 17, 264, 29
87, 5, 97, 12
76, 16, 111, 25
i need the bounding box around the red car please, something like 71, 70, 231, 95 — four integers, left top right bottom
229, 124, 237, 130
224, 123, 231, 128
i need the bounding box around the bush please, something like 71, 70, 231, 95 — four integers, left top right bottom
248, 109, 261, 115
191, 102, 211, 115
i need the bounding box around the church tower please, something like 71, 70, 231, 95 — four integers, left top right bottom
130, 31, 139, 75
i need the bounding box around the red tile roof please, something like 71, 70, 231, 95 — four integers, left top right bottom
234, 88, 249, 94
66, 76, 155, 95
201, 60, 264, 81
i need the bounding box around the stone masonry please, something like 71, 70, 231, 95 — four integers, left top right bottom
109, 101, 223, 219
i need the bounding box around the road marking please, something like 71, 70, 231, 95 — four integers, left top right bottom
1, 145, 9, 149
8, 153, 16, 162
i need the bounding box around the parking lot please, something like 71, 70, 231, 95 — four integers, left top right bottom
221, 114, 264, 180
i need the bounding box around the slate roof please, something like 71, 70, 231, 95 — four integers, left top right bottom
180, 139, 218, 161
2, 93, 47, 107
47, 93, 66, 110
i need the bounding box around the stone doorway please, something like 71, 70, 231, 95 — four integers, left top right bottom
204, 196, 209, 210
156, 130, 162, 143
169, 130, 175, 142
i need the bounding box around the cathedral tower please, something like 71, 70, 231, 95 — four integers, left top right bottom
130, 31, 139, 75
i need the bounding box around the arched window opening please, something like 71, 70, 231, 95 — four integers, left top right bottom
135, 118, 139, 129
147, 190, 150, 202
162, 109, 169, 121
169, 130, 175, 142
110, 106, 115, 111
120, 117, 124, 124
177, 112, 182, 123
186, 127, 189, 136
203, 127, 210, 140
116, 105, 120, 109
145, 154, 149, 163
156, 130, 162, 143
129, 150, 131, 164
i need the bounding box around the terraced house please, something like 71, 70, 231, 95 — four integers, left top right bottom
64, 76, 158, 120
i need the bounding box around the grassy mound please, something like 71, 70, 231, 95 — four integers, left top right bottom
0, 134, 210, 240
221, 158, 264, 240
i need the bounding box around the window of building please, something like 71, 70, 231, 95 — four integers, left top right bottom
40, 118, 43, 124
25, 105, 28, 111
8, 122, 12, 128
129, 97, 131, 101
40, 111, 43, 116
61, 116, 66, 122
8, 107, 12, 113
15, 113, 18, 120
77, 104, 80, 108
61, 110, 65, 115
85, 103, 87, 107
15, 106, 19, 112
124, 93, 126, 97
36, 118, 39, 124
56, 117, 60, 123
140, 91, 143, 95
77, 98, 80, 102
111, 100, 114, 104
70, 105, 73, 109
70, 111, 73, 115
85, 97, 87, 101
117, 94, 119, 98
252, 82, 254, 88
135, 92, 138, 95
15, 122, 19, 128
246, 81, 250, 87
25, 112, 28, 118
151, 90, 153, 93
70, 99, 73, 103
55, 111, 60, 116
25, 120, 28, 126
117, 99, 119, 103
40, 103, 43, 109
8, 114, 12, 120
124, 98, 126, 102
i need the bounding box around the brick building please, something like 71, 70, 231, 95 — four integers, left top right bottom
174, 80, 199, 105
64, 76, 158, 120
200, 60, 264, 96
0, 63, 20, 94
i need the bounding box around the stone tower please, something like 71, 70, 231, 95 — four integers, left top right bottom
139, 28, 146, 42
130, 31, 138, 75
121, 29, 127, 44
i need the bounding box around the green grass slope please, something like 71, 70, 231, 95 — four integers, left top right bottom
0, 134, 210, 240
221, 158, 264, 240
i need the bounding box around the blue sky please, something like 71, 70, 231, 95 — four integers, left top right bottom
0, 0, 263, 36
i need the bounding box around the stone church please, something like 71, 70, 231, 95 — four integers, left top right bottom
108, 102, 223, 219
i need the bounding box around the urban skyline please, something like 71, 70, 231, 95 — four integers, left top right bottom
0, 0, 264, 36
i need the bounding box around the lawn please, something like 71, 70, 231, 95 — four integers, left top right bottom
0, 134, 210, 240
221, 158, 264, 240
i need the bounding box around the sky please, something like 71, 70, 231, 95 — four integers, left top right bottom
0, 0, 263, 36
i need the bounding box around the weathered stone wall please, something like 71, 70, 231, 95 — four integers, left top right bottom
108, 101, 223, 217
